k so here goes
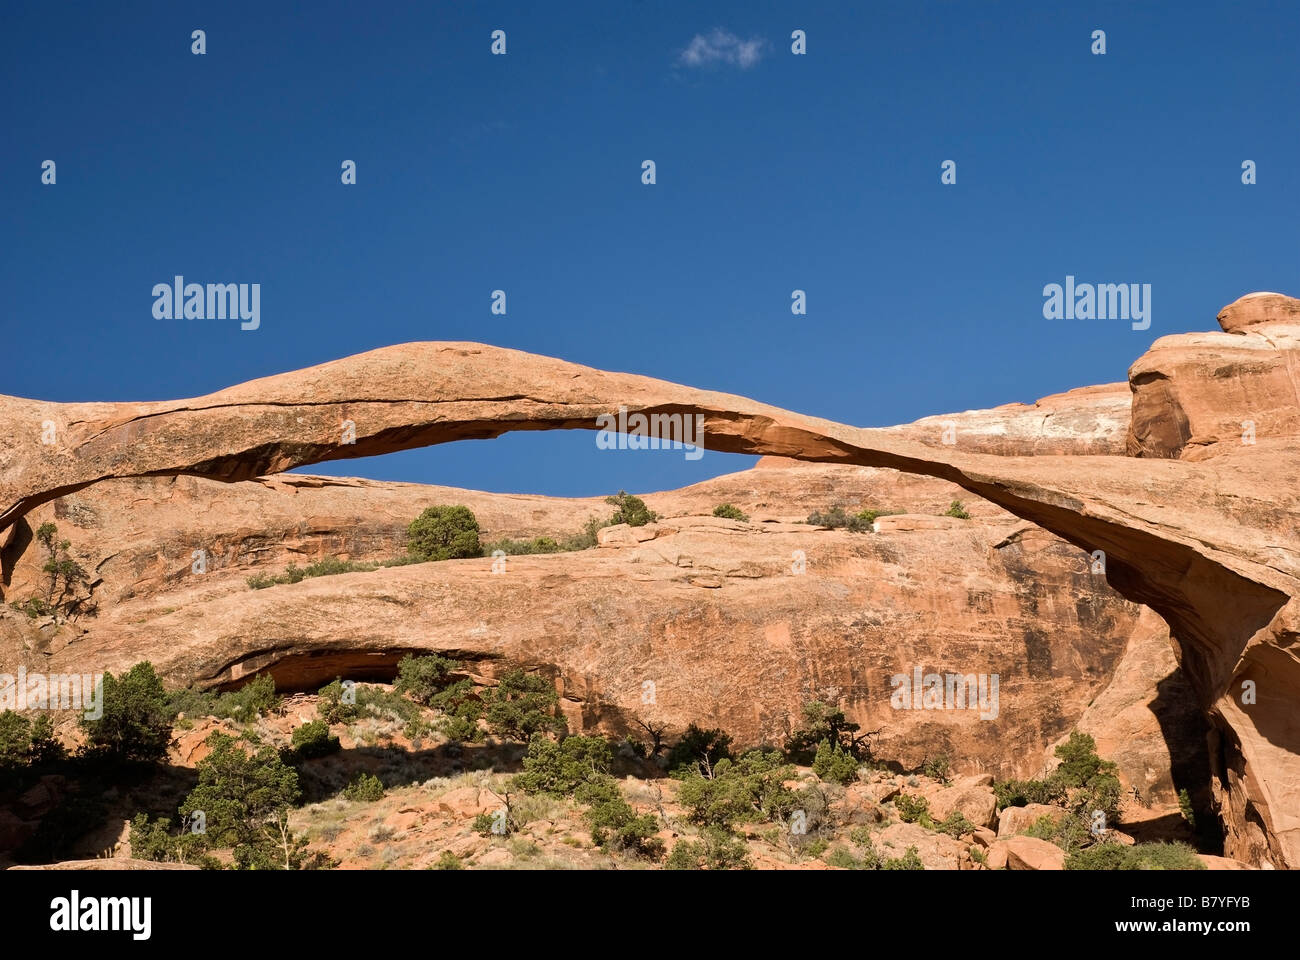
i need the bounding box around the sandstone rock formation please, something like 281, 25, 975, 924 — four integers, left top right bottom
1, 293, 1297, 867
1, 465, 1144, 785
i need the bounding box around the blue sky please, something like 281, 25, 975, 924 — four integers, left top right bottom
3, 1, 1296, 496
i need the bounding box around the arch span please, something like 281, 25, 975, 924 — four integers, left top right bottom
1, 340, 1295, 866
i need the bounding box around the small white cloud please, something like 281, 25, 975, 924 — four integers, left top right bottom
678, 28, 768, 70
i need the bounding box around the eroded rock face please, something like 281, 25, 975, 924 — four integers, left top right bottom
1, 296, 1297, 866
3, 465, 1144, 785
1128, 292, 1300, 459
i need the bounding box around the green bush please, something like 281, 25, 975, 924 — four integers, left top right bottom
290, 720, 340, 760
605, 491, 657, 527
882, 845, 925, 870
407, 506, 481, 562
481, 536, 563, 556
1066, 841, 1204, 871
936, 811, 976, 838
1178, 788, 1196, 830
923, 754, 952, 783
513, 735, 612, 796
433, 850, 463, 870
678, 750, 799, 829
812, 739, 860, 785
664, 828, 752, 870
342, 773, 385, 802
179, 731, 322, 869
785, 700, 870, 764
943, 500, 971, 519
993, 777, 1066, 810
482, 669, 565, 741
667, 724, 734, 777
586, 795, 663, 858
393, 654, 460, 705
316, 678, 360, 724
895, 794, 931, 826
81, 662, 176, 764
712, 504, 749, 522
806, 507, 897, 533
0, 711, 57, 772
169, 674, 279, 723
128, 813, 218, 868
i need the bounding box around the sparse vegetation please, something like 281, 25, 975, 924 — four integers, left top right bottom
482, 669, 565, 741
812, 739, 860, 785
407, 505, 482, 562
9, 522, 92, 619
943, 500, 971, 519
342, 772, 385, 802
80, 662, 176, 765
169, 673, 281, 723
712, 504, 748, 522
290, 719, 340, 760
1066, 841, 1205, 871
665, 828, 752, 870
605, 491, 658, 527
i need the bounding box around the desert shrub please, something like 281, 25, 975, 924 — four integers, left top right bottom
586, 795, 663, 858
881, 845, 925, 870
433, 850, 463, 870
514, 735, 612, 796
1054, 732, 1123, 823
26, 523, 91, 619
922, 753, 952, 783
1053, 732, 1111, 787
936, 811, 976, 838
943, 500, 971, 519
1066, 841, 1204, 871
664, 828, 752, 870
812, 739, 860, 785
895, 794, 931, 826
316, 679, 360, 724
481, 537, 563, 557
216, 674, 280, 720
1178, 788, 1196, 829
393, 654, 460, 705
785, 700, 871, 764
290, 720, 340, 760
427, 677, 483, 741
667, 724, 734, 777
806, 507, 894, 533
179, 731, 324, 869
407, 506, 481, 562
128, 813, 218, 868
482, 669, 565, 741
605, 491, 657, 527
825, 846, 866, 869
836, 833, 920, 869
0, 712, 62, 789
712, 504, 748, 522
80, 662, 176, 764
678, 750, 799, 829
1023, 814, 1060, 841
342, 773, 385, 802
169, 674, 279, 723
355, 685, 421, 725
557, 517, 605, 552
993, 777, 1066, 810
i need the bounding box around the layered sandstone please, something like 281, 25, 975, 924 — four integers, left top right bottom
0, 296, 1297, 866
